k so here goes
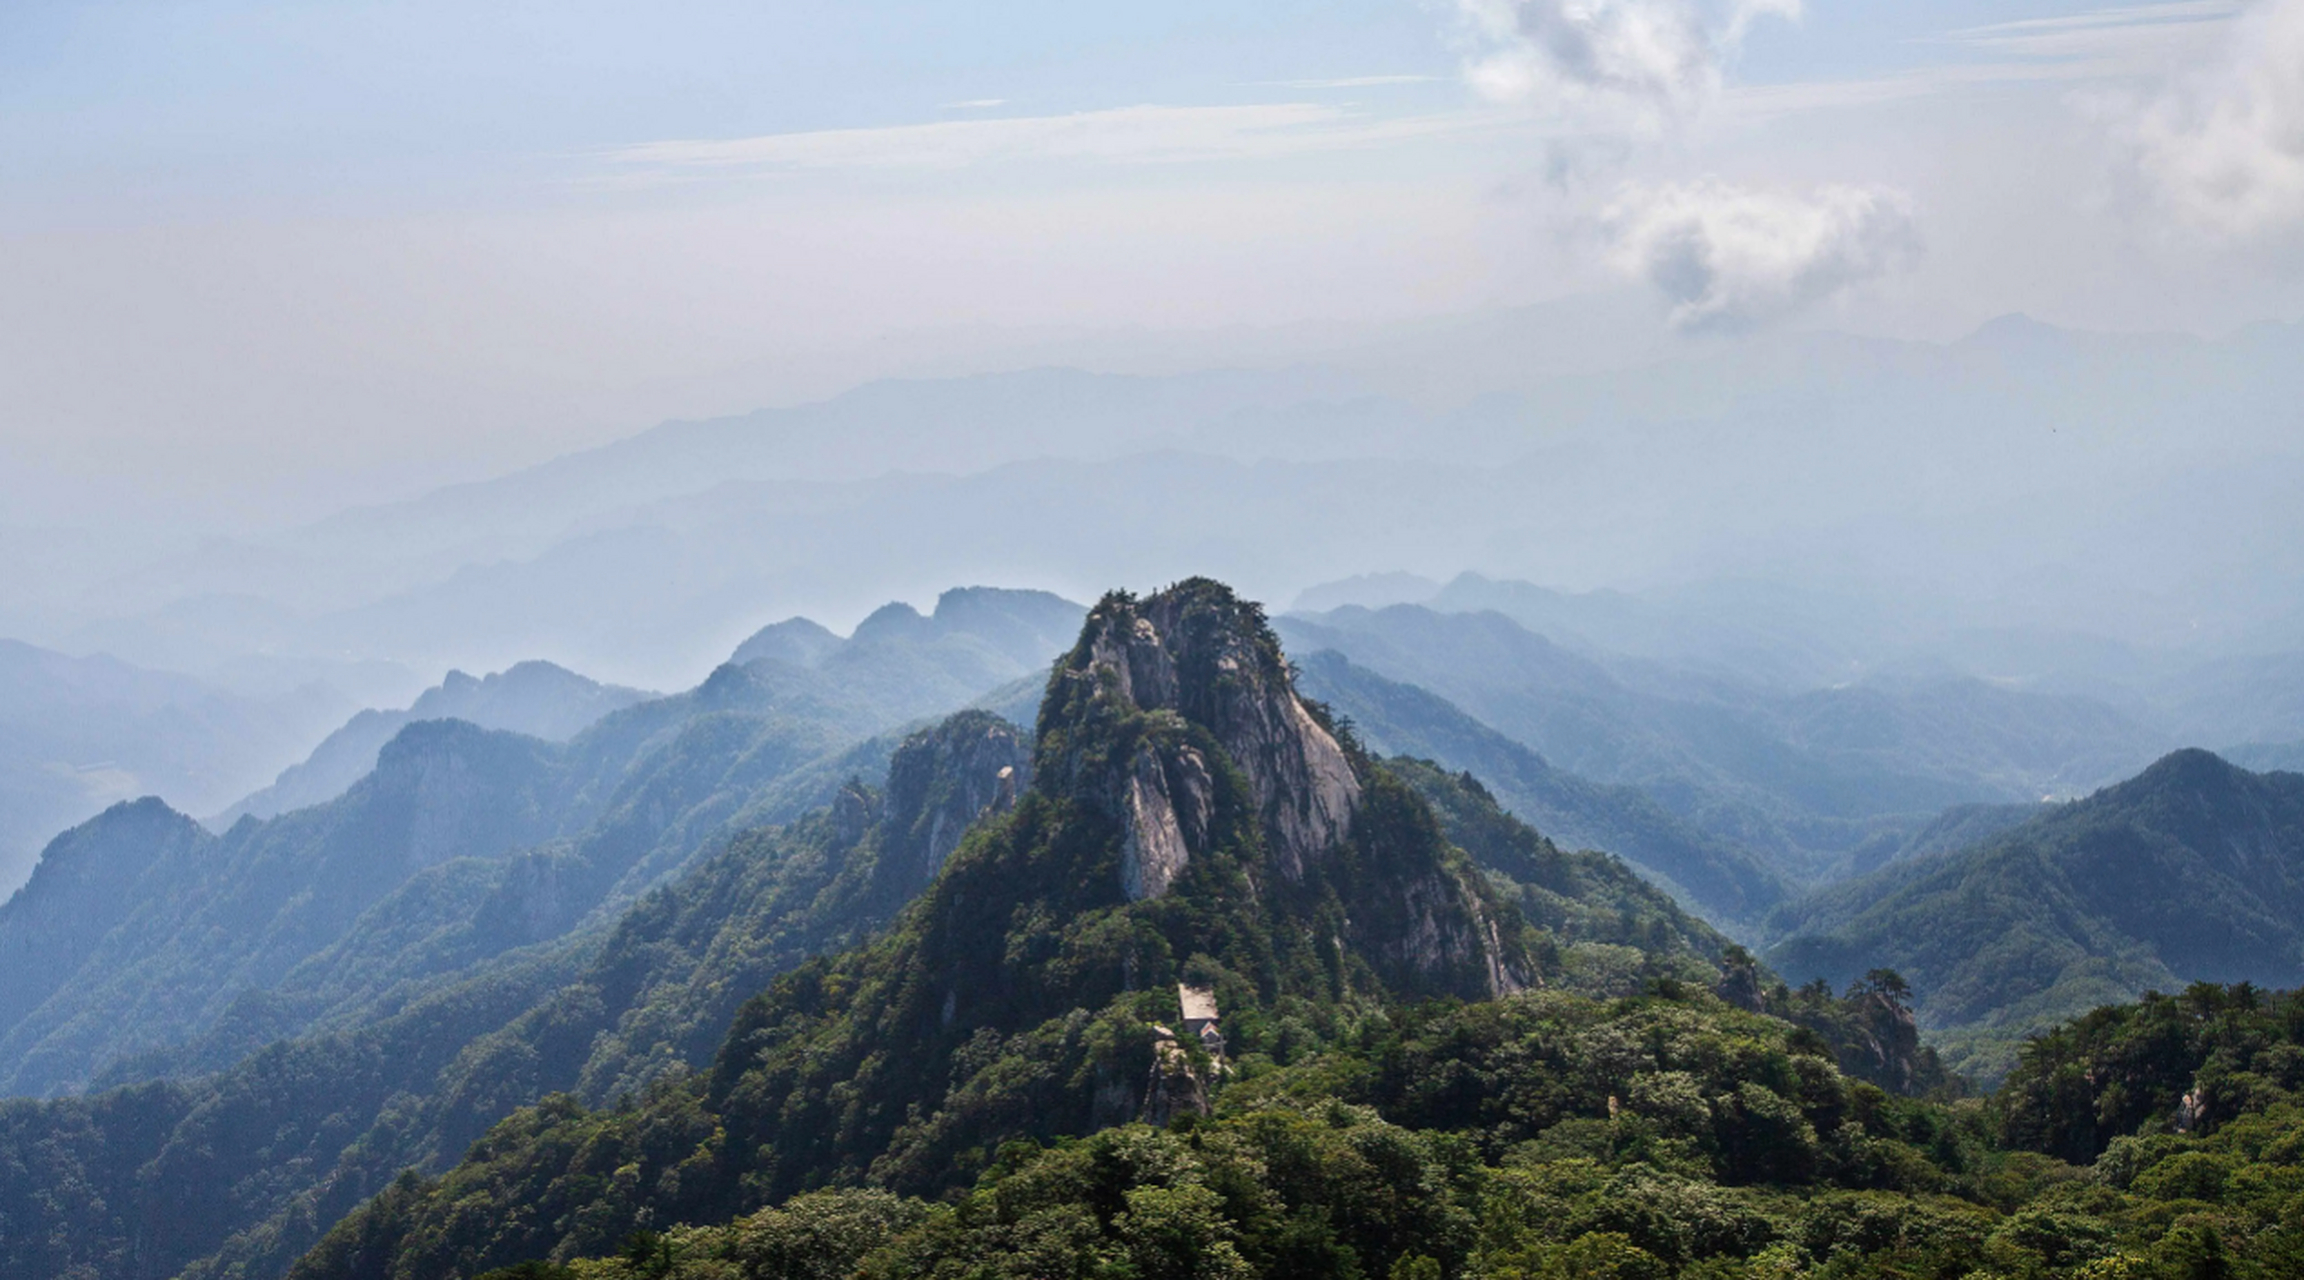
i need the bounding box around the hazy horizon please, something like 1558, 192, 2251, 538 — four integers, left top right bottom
6, 0, 2304, 892
8, 1, 2304, 523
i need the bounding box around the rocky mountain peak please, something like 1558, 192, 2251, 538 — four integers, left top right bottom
881, 710, 1033, 893
1042, 579, 1362, 899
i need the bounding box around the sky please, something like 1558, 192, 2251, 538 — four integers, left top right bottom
3, 0, 2303, 529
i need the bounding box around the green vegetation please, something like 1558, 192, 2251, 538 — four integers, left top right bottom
276, 582, 1991, 1280
1295, 652, 1789, 927
0, 682, 852, 1096
278, 581, 1532, 1274
299, 979, 2304, 1280
0, 713, 1030, 1280
1767, 750, 2304, 1082
0, 588, 1082, 1100
15, 580, 2304, 1280
1276, 604, 2161, 894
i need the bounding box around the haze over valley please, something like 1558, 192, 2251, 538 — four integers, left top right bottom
8, 2, 2304, 1278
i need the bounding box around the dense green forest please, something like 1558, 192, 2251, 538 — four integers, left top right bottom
274, 582, 1983, 1280
311, 979, 2304, 1280
10, 579, 2304, 1280
0, 712, 1031, 1280
1767, 749, 2304, 1081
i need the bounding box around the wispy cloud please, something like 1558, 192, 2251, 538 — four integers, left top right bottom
2120, 0, 2304, 236
1265, 74, 1442, 89
1715, 3, 2243, 125
1944, 0, 2238, 75
942, 98, 1009, 111
602, 103, 1513, 177
1602, 180, 1921, 329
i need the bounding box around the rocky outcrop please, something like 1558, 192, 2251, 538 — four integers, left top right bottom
1140, 1025, 1213, 1127
882, 711, 1033, 894
1715, 946, 1768, 1013
1026, 580, 1525, 1000
1836, 976, 1925, 1094
1049, 580, 1362, 899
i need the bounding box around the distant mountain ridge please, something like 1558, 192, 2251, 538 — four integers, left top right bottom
211, 659, 653, 826
1765, 748, 2304, 1079
1277, 603, 2165, 883
58, 314, 2304, 692
0, 588, 1084, 1097
0, 639, 351, 893
728, 585, 1084, 730
1289, 647, 1789, 924
0, 579, 1747, 1280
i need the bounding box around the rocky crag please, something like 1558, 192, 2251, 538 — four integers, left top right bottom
289, 578, 1533, 1278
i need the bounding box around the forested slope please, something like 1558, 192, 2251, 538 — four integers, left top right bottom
0, 712, 1032, 1280
1767, 749, 2304, 1080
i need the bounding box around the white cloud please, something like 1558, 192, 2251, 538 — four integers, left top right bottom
1267, 75, 1443, 89
2123, 0, 2304, 236
604, 102, 1511, 176
1602, 180, 1920, 328
942, 98, 1009, 110
1452, 0, 1799, 131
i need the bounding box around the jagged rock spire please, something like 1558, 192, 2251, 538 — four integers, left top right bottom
1039, 578, 1362, 900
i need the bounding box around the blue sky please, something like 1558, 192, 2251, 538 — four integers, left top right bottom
2, 1, 2298, 523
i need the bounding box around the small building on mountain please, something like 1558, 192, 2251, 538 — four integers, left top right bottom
1178, 983, 1224, 1060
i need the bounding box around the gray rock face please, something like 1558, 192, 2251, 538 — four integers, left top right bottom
1119, 744, 1195, 901
1030, 578, 1526, 1000
883, 710, 1033, 889
1066, 583, 1362, 899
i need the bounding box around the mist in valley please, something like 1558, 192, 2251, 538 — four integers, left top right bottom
6, 4, 2304, 1278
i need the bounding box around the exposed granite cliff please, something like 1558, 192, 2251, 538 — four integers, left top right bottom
878, 709, 1032, 899
1042, 582, 1360, 899
1037, 579, 1520, 998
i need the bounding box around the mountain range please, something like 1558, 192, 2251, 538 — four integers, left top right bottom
20, 314, 2304, 694
0, 640, 353, 893
1275, 602, 2162, 888
213, 660, 654, 826
5, 576, 2304, 1279
246, 579, 2304, 1280
0, 579, 1746, 1280
0, 587, 1081, 1097
1765, 748, 2304, 1080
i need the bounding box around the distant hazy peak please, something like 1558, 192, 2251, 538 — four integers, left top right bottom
1287, 571, 1441, 614
729, 585, 1086, 670
1959, 312, 2059, 346
849, 601, 933, 644
729, 617, 843, 669
210, 657, 649, 827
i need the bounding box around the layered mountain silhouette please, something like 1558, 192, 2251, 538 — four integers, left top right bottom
1766, 749, 2304, 1079
0, 639, 351, 893
1291, 647, 1790, 923
0, 579, 1750, 1280
0, 711, 1033, 1280
729, 584, 1084, 731
0, 588, 1089, 1097
1276, 603, 2163, 885
213, 660, 652, 826
272, 579, 1754, 1276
